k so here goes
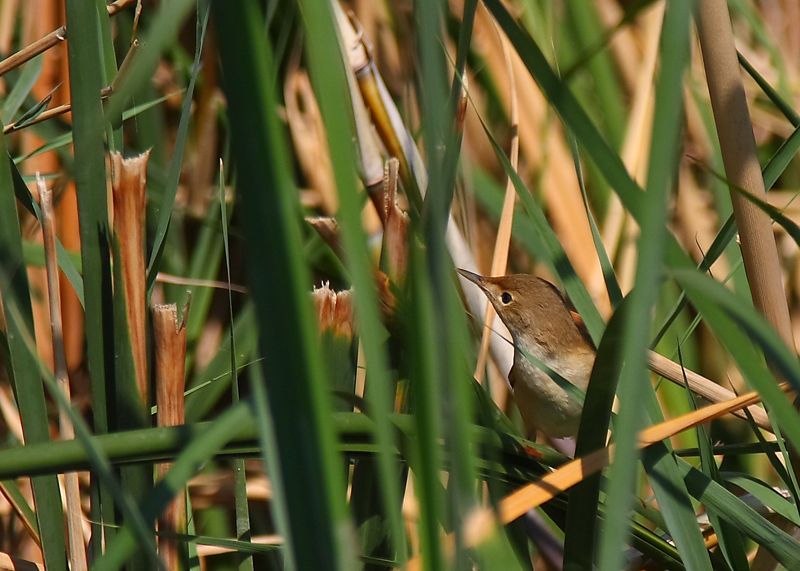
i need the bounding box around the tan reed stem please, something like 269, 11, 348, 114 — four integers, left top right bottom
0, 0, 136, 77
37, 176, 87, 570
696, 3, 799, 566
111, 151, 150, 405
153, 303, 188, 570
696, 0, 794, 347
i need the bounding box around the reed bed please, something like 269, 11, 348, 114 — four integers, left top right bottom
0, 0, 799, 569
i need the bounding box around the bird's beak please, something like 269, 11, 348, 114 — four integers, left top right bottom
456, 268, 486, 287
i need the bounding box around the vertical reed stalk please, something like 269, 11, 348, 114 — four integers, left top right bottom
37, 176, 87, 570
111, 151, 150, 404
697, 4, 798, 567
696, 0, 793, 347
153, 303, 188, 570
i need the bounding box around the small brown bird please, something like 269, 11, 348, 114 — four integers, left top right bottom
458, 269, 596, 438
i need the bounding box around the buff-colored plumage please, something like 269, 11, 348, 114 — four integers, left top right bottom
458, 270, 595, 437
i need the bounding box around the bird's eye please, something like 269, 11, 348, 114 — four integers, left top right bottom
501, 292, 513, 304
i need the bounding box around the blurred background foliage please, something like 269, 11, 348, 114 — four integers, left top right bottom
0, 0, 798, 569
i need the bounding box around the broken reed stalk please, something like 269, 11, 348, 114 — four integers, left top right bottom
153, 303, 188, 570
0, 0, 136, 77
36, 177, 87, 571
381, 159, 410, 282
111, 151, 150, 405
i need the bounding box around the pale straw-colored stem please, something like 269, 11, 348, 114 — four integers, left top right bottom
37, 176, 87, 570
473, 19, 519, 385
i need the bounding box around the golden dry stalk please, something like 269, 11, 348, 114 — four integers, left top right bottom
152, 303, 188, 569
111, 150, 150, 405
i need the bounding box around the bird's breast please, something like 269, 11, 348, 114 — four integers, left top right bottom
509, 348, 594, 437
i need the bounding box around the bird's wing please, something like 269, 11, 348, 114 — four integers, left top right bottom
569, 310, 596, 350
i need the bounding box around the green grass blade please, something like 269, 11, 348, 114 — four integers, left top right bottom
95, 402, 252, 569
474, 109, 605, 344
597, 2, 692, 568
185, 304, 258, 422
219, 163, 254, 570
301, 0, 411, 563
684, 363, 749, 570
406, 251, 446, 571
567, 135, 622, 307
564, 299, 629, 569
564, 0, 626, 147
214, 1, 355, 568
674, 269, 800, 450
0, 479, 39, 541
64, 0, 118, 551
0, 129, 67, 570
414, 1, 479, 562
12, 168, 84, 306
94, 0, 122, 153
1, 55, 43, 122
103, 0, 195, 125
641, 442, 713, 571
737, 51, 800, 126
680, 459, 800, 567
721, 472, 799, 525
110, 235, 152, 568
146, 1, 211, 294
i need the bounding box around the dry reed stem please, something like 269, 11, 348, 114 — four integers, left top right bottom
111, 150, 150, 405
595, 0, 644, 92
473, 17, 519, 384
600, 1, 662, 287
0, 480, 39, 548
0, 0, 19, 56
698, 4, 799, 565
381, 158, 410, 281
408, 381, 787, 568
697, 0, 794, 348
305, 216, 343, 257
153, 303, 188, 570
195, 534, 283, 558
470, 5, 606, 311
0, 0, 136, 77
285, 69, 338, 214
155, 272, 247, 294
335, 6, 384, 190
340, 7, 516, 381
648, 350, 771, 429
37, 177, 87, 570
3, 87, 112, 134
